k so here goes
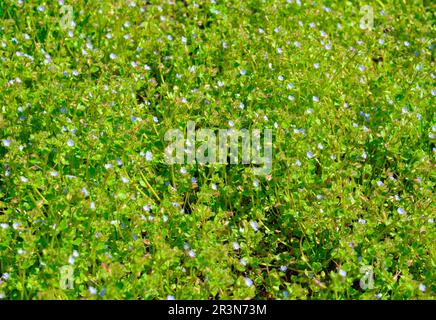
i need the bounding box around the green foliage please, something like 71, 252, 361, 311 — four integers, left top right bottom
0, 0, 434, 299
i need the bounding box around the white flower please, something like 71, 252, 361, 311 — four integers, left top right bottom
89, 286, 97, 295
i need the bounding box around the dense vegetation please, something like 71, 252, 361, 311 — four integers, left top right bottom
0, 0, 434, 299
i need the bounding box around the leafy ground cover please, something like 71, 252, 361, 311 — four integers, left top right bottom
0, 0, 434, 299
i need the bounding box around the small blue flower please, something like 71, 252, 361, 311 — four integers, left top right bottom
244, 277, 253, 287
99, 288, 106, 297
82, 187, 89, 197
250, 221, 258, 231
397, 207, 405, 215
188, 250, 196, 258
